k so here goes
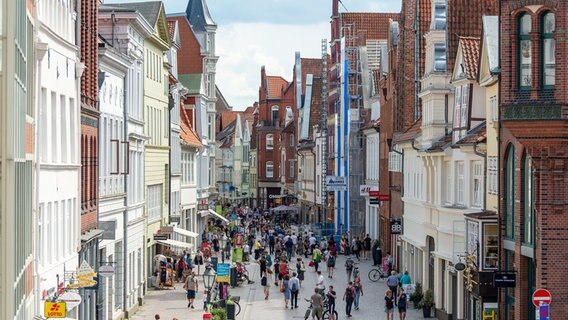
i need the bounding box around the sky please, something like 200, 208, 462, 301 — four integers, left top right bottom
109, 0, 402, 110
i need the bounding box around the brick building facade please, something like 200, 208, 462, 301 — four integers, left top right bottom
499, 1, 568, 319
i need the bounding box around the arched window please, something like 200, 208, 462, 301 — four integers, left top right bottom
266, 161, 274, 178
542, 12, 555, 87
266, 134, 273, 150
504, 146, 515, 239
522, 155, 534, 245
519, 13, 532, 88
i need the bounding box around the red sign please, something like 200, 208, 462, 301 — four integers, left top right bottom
369, 191, 381, 197
378, 194, 391, 201
532, 288, 552, 307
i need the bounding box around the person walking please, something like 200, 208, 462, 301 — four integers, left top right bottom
353, 276, 364, 310
261, 270, 271, 300
285, 235, 294, 260
312, 246, 323, 272
296, 257, 306, 287
386, 271, 399, 305
316, 271, 325, 295
384, 290, 395, 320
326, 253, 336, 278
345, 255, 354, 282
400, 270, 412, 286
363, 234, 372, 260
289, 272, 300, 309
326, 285, 337, 320
397, 287, 408, 320
269, 232, 276, 255
183, 272, 198, 309
274, 258, 281, 286
343, 281, 355, 318
310, 287, 324, 320
282, 274, 291, 308
259, 254, 267, 277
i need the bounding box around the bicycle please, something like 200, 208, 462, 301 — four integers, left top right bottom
303, 297, 339, 320
368, 266, 389, 282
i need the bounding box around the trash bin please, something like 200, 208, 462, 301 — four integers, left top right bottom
230, 267, 238, 287
226, 303, 236, 320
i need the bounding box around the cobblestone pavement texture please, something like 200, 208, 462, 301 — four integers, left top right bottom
131, 253, 437, 320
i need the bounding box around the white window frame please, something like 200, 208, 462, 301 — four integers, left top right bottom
487, 156, 498, 194
289, 160, 294, 178
147, 184, 162, 222
472, 161, 483, 207
266, 134, 274, 150
266, 161, 274, 178
434, 44, 447, 72
445, 161, 452, 204
456, 161, 465, 205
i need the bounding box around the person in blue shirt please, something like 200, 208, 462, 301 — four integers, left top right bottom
400, 271, 412, 286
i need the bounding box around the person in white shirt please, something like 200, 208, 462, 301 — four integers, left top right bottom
309, 235, 317, 253
291, 233, 298, 256
289, 272, 301, 309
316, 270, 326, 295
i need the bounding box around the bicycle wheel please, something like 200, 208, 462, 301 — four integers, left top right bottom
322, 310, 338, 320
234, 302, 241, 316
368, 269, 380, 282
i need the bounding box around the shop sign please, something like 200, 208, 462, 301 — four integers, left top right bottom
493, 272, 516, 288
359, 185, 378, 196
390, 218, 402, 234
153, 235, 168, 241
44, 301, 66, 318
67, 260, 97, 289
216, 263, 230, 283
58, 292, 82, 310
98, 265, 115, 277
370, 198, 380, 205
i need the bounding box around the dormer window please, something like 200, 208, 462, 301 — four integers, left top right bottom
432, 2, 447, 30
519, 13, 532, 88
434, 44, 447, 72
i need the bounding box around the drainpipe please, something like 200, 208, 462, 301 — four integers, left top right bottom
122, 77, 129, 316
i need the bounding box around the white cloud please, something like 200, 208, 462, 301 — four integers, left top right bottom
216, 22, 329, 110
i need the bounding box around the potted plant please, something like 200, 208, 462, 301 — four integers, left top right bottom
409, 282, 424, 309
211, 307, 227, 320
418, 289, 435, 318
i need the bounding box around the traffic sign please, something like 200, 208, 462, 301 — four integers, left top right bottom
532, 288, 552, 307
539, 304, 550, 320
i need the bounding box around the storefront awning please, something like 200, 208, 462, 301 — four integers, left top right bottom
207, 208, 229, 223
156, 239, 193, 249
173, 226, 199, 238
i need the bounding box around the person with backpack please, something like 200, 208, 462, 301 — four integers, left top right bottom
343, 281, 355, 318
397, 287, 408, 320
345, 256, 354, 282
326, 285, 337, 320
327, 253, 336, 278
312, 245, 323, 272
289, 272, 300, 309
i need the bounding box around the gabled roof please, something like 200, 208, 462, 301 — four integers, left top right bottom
107, 1, 170, 47
186, 0, 216, 32
454, 122, 487, 146
340, 12, 400, 41
459, 37, 481, 80
180, 108, 202, 148
266, 76, 289, 99
220, 111, 239, 132
178, 74, 202, 94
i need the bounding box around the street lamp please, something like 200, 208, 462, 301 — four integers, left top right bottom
220, 234, 228, 263
203, 267, 217, 307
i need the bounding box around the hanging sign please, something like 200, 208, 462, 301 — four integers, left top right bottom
44, 301, 67, 318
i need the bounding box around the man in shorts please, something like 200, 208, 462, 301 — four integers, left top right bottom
184, 272, 198, 309
310, 287, 324, 320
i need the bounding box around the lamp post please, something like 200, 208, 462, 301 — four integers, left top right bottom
203, 267, 217, 307
220, 234, 228, 264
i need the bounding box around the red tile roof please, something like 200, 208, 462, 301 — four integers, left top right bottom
459, 37, 481, 79
220, 111, 239, 131
393, 119, 422, 143
266, 76, 289, 99
340, 12, 400, 42
180, 107, 202, 147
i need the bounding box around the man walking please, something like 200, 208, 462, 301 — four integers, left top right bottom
345, 255, 354, 282
310, 287, 324, 320
289, 272, 300, 309
269, 232, 276, 255
386, 271, 399, 306
343, 281, 355, 318
183, 271, 198, 309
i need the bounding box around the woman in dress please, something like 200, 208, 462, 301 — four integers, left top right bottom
261, 268, 271, 300
282, 274, 291, 308
296, 257, 306, 287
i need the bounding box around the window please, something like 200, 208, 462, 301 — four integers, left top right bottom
434, 44, 447, 71
266, 134, 274, 150
266, 161, 274, 178
271, 106, 279, 126
542, 12, 555, 87
432, 2, 447, 30
505, 146, 515, 239
444, 161, 452, 204
490, 95, 498, 122
488, 156, 498, 194
456, 161, 464, 205
289, 160, 294, 178
290, 134, 294, 147
461, 85, 469, 127
147, 184, 162, 222
523, 155, 534, 245
519, 14, 532, 88
472, 161, 483, 207
207, 114, 215, 140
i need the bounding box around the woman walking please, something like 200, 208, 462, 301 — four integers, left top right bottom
261, 269, 271, 300
353, 276, 364, 310
384, 289, 395, 320
282, 274, 291, 308
296, 257, 306, 287
326, 253, 336, 278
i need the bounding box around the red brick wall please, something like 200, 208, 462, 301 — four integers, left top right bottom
78, 0, 99, 233
500, 1, 568, 319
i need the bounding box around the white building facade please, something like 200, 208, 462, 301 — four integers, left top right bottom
36, 0, 81, 317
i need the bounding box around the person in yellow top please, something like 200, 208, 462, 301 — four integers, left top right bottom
254, 239, 262, 260
312, 245, 323, 272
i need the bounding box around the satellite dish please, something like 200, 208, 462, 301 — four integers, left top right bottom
454, 262, 466, 271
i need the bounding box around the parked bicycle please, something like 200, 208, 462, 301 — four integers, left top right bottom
368, 265, 389, 282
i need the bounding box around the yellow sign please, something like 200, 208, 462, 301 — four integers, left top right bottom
66, 260, 98, 289
44, 301, 67, 318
